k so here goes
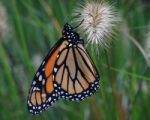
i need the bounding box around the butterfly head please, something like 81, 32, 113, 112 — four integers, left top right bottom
62, 23, 79, 40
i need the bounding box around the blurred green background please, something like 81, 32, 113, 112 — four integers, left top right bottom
0, 0, 150, 120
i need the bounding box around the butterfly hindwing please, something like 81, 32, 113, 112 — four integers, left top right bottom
54, 42, 99, 101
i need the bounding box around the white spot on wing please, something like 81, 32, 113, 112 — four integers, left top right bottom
36, 87, 40, 91
33, 87, 36, 91
54, 83, 57, 87
36, 72, 39, 77
28, 103, 32, 107
32, 81, 36, 85
78, 94, 81, 97
42, 61, 45, 65
42, 79, 45, 85
69, 44, 72, 47
48, 97, 51, 102
29, 110, 33, 113
43, 104, 46, 107
54, 68, 57, 72
39, 75, 42, 81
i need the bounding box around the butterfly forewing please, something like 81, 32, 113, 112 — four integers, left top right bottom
27, 39, 65, 115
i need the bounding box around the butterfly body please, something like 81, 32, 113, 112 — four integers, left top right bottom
28, 23, 100, 115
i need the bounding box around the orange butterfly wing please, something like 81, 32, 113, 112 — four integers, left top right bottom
27, 39, 67, 114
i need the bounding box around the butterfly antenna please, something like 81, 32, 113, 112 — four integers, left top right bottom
73, 19, 84, 29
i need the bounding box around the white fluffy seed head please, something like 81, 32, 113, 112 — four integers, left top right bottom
73, 0, 119, 48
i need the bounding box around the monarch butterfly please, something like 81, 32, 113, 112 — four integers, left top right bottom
27, 23, 100, 115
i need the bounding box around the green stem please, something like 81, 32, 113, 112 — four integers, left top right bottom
0, 44, 21, 119
12, 0, 33, 78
